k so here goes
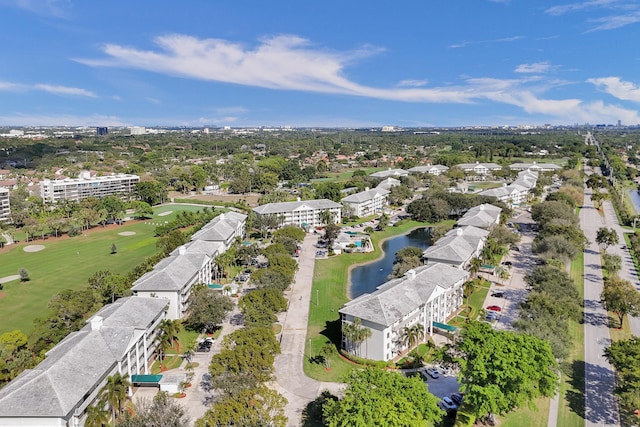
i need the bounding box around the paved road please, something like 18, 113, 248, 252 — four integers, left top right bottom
581, 187, 620, 427
272, 233, 344, 427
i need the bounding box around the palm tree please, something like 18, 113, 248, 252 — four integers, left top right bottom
469, 257, 483, 279
401, 324, 425, 354
99, 373, 130, 424
342, 317, 370, 356
84, 402, 110, 427
158, 319, 181, 351
463, 279, 475, 314
156, 332, 172, 365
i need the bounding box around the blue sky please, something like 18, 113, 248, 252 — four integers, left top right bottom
1, 0, 640, 128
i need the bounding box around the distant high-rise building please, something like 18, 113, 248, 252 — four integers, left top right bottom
0, 187, 10, 222
618, 120, 622, 127
96, 127, 108, 136
130, 126, 146, 135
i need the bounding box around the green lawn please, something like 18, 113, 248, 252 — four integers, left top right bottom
303, 220, 454, 381
500, 398, 551, 427
0, 204, 210, 335
556, 252, 585, 427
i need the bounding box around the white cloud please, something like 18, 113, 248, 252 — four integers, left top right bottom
1, 0, 71, 18
545, 0, 618, 16
586, 11, 640, 31
78, 33, 640, 125
515, 62, 552, 74
449, 36, 522, 49
33, 84, 96, 97
0, 113, 127, 127
396, 79, 428, 88
0, 80, 96, 97
588, 77, 640, 102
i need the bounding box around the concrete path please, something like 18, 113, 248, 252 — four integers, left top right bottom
581, 186, 620, 427
272, 233, 344, 427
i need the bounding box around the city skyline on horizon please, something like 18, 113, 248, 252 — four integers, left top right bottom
1, 1, 640, 128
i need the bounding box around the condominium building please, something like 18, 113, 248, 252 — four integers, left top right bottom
340, 263, 468, 361
341, 187, 389, 217
40, 171, 140, 204
0, 296, 169, 427
0, 187, 9, 222
253, 199, 342, 228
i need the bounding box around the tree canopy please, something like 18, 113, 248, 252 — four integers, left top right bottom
449, 321, 559, 419
323, 368, 443, 427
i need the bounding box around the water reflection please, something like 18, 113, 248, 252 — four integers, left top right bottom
626, 189, 640, 214
349, 227, 430, 298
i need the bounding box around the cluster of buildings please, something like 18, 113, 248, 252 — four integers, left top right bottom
339, 203, 502, 362
0, 211, 246, 426
477, 170, 539, 207
132, 211, 247, 319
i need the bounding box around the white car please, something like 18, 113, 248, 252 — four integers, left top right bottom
426, 368, 439, 379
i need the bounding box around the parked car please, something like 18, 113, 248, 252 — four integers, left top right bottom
491, 292, 504, 298
426, 368, 439, 379
443, 397, 458, 408
502, 261, 512, 266
510, 245, 520, 251
485, 312, 499, 321
438, 400, 457, 412
486, 305, 502, 312
451, 392, 464, 405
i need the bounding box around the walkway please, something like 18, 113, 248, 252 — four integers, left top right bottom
272, 233, 344, 427
581, 186, 620, 427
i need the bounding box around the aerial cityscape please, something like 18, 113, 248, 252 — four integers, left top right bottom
1, 1, 640, 427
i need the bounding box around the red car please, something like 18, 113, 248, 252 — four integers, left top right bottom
486, 305, 502, 312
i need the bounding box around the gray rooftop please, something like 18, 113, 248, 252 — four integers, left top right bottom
457, 204, 502, 229
253, 199, 341, 215
370, 168, 409, 178
341, 187, 390, 204
0, 297, 168, 419
340, 263, 468, 326
422, 226, 488, 264
408, 165, 449, 173
132, 252, 208, 292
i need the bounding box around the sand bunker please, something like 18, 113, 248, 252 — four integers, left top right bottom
118, 231, 137, 236
158, 211, 173, 217
0, 275, 20, 284
23, 245, 45, 253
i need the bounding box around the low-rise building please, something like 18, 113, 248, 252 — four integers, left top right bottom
341, 187, 390, 217
40, 171, 140, 204
455, 162, 502, 176
408, 164, 449, 176
0, 296, 168, 427
339, 263, 468, 361
0, 187, 9, 222
370, 168, 409, 178
253, 199, 341, 228
375, 177, 401, 191
509, 162, 562, 172
191, 211, 247, 251
456, 203, 502, 230
478, 170, 538, 207
421, 226, 489, 269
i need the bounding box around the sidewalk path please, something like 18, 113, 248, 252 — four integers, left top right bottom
272, 233, 344, 427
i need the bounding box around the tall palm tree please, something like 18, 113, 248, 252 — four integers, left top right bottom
469, 257, 483, 279
156, 332, 172, 365
463, 279, 476, 313
401, 324, 425, 353
99, 373, 130, 425
158, 319, 181, 351
84, 402, 110, 427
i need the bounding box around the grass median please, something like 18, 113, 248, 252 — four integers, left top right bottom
303, 220, 453, 382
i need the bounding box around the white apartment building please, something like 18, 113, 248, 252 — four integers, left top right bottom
341, 187, 390, 217
455, 162, 502, 175
40, 172, 140, 204
253, 199, 342, 228
0, 296, 168, 427
340, 264, 468, 361
0, 187, 9, 222
408, 164, 450, 176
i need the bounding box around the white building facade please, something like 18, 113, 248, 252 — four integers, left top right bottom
40, 172, 140, 204
253, 199, 342, 228
341, 187, 389, 217
0, 187, 9, 222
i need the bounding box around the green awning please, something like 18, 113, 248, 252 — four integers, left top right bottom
432, 322, 457, 332
131, 374, 163, 384
208, 283, 224, 289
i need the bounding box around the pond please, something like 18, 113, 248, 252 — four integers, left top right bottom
626, 189, 640, 214
349, 227, 431, 298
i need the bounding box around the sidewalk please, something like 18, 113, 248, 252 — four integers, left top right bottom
272, 233, 344, 427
